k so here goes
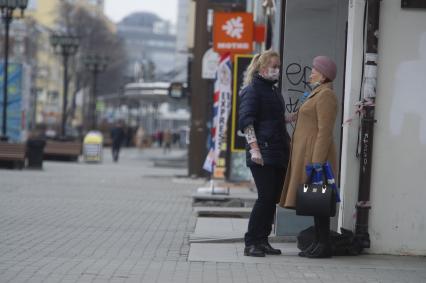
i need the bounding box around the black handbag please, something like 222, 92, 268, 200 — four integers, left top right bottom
296, 166, 336, 217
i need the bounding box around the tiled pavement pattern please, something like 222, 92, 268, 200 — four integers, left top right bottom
1, 148, 426, 283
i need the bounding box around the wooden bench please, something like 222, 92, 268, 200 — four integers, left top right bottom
0, 142, 26, 169
44, 141, 82, 161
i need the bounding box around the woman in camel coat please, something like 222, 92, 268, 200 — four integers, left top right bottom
279, 56, 338, 258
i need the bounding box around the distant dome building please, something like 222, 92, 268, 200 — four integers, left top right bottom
120, 12, 159, 28
117, 12, 177, 82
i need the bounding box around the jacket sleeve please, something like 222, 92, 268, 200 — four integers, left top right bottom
238, 86, 260, 131
312, 90, 338, 164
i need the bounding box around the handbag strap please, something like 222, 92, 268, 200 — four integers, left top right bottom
307, 164, 328, 185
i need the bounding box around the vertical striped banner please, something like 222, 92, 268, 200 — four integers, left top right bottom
203, 53, 232, 175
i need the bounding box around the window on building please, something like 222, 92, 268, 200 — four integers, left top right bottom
27, 0, 37, 10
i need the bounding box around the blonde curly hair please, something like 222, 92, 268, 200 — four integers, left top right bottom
243, 50, 280, 86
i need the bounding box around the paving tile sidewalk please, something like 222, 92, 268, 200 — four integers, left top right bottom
0, 148, 425, 283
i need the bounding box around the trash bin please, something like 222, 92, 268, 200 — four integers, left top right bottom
83, 131, 103, 163
26, 138, 46, 169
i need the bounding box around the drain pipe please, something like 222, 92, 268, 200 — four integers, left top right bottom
355, 0, 381, 250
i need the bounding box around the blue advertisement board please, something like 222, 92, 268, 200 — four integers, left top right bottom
0, 63, 23, 142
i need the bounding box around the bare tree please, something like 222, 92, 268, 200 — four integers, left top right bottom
56, 2, 127, 122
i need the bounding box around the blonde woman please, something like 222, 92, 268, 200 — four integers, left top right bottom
239, 50, 290, 257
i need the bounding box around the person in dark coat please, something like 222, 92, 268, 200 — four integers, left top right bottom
110, 120, 126, 162
238, 50, 290, 257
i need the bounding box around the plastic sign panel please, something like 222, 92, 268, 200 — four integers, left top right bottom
168, 82, 186, 99
0, 63, 25, 142
213, 12, 253, 54
401, 0, 426, 9
202, 48, 220, 79
231, 54, 254, 152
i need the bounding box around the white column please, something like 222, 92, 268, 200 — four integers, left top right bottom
338, 0, 366, 231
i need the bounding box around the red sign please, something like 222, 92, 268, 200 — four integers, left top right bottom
213, 12, 254, 54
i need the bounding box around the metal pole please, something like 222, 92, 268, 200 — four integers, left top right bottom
91, 69, 98, 129
355, 0, 380, 250
188, 0, 209, 177
1, 13, 11, 140
278, 0, 287, 92
62, 54, 69, 137
31, 87, 38, 130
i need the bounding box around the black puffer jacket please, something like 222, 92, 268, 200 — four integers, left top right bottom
238, 74, 290, 167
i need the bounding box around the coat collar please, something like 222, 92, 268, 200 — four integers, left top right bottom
253, 73, 278, 87
308, 82, 333, 99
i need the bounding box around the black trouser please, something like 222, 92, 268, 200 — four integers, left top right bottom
314, 216, 330, 244
245, 165, 286, 246
112, 144, 121, 162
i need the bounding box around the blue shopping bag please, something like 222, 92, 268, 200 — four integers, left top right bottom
305, 162, 341, 202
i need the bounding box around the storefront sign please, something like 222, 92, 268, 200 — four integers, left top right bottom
213, 12, 253, 54
203, 54, 233, 178
168, 82, 186, 98
202, 48, 220, 79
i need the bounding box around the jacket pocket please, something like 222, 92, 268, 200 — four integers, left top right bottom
256, 120, 277, 141
257, 138, 269, 149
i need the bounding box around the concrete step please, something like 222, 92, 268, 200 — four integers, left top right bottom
193, 207, 252, 218
153, 159, 187, 168
189, 217, 296, 244
192, 186, 257, 208
190, 217, 248, 243
188, 243, 301, 263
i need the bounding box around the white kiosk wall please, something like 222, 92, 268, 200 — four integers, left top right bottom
276, 0, 348, 235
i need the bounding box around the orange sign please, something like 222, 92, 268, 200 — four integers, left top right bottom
213, 12, 253, 54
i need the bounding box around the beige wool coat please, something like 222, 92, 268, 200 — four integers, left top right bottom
279, 82, 338, 209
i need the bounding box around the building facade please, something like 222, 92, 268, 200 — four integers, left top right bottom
340, 0, 426, 255
185, 0, 426, 255
174, 0, 190, 82
27, 0, 105, 28
23, 0, 114, 130
277, 0, 426, 255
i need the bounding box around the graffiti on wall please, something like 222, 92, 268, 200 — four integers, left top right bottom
284, 62, 312, 128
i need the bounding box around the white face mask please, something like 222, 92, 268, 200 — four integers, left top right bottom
266, 67, 280, 81
309, 81, 322, 89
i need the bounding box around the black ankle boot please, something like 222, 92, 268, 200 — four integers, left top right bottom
307, 243, 332, 258
244, 245, 265, 257
259, 242, 281, 255
298, 242, 317, 257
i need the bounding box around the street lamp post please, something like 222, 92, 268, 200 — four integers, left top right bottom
84, 54, 108, 130
50, 34, 79, 137
0, 0, 28, 141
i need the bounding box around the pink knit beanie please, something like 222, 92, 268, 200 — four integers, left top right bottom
313, 56, 337, 81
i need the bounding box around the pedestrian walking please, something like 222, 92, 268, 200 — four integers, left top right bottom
110, 120, 126, 162
156, 131, 164, 147
163, 129, 172, 154
238, 50, 290, 257
279, 56, 338, 258
135, 126, 145, 150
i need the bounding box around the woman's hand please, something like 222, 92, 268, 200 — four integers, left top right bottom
249, 148, 264, 166
313, 163, 323, 172
284, 113, 298, 123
